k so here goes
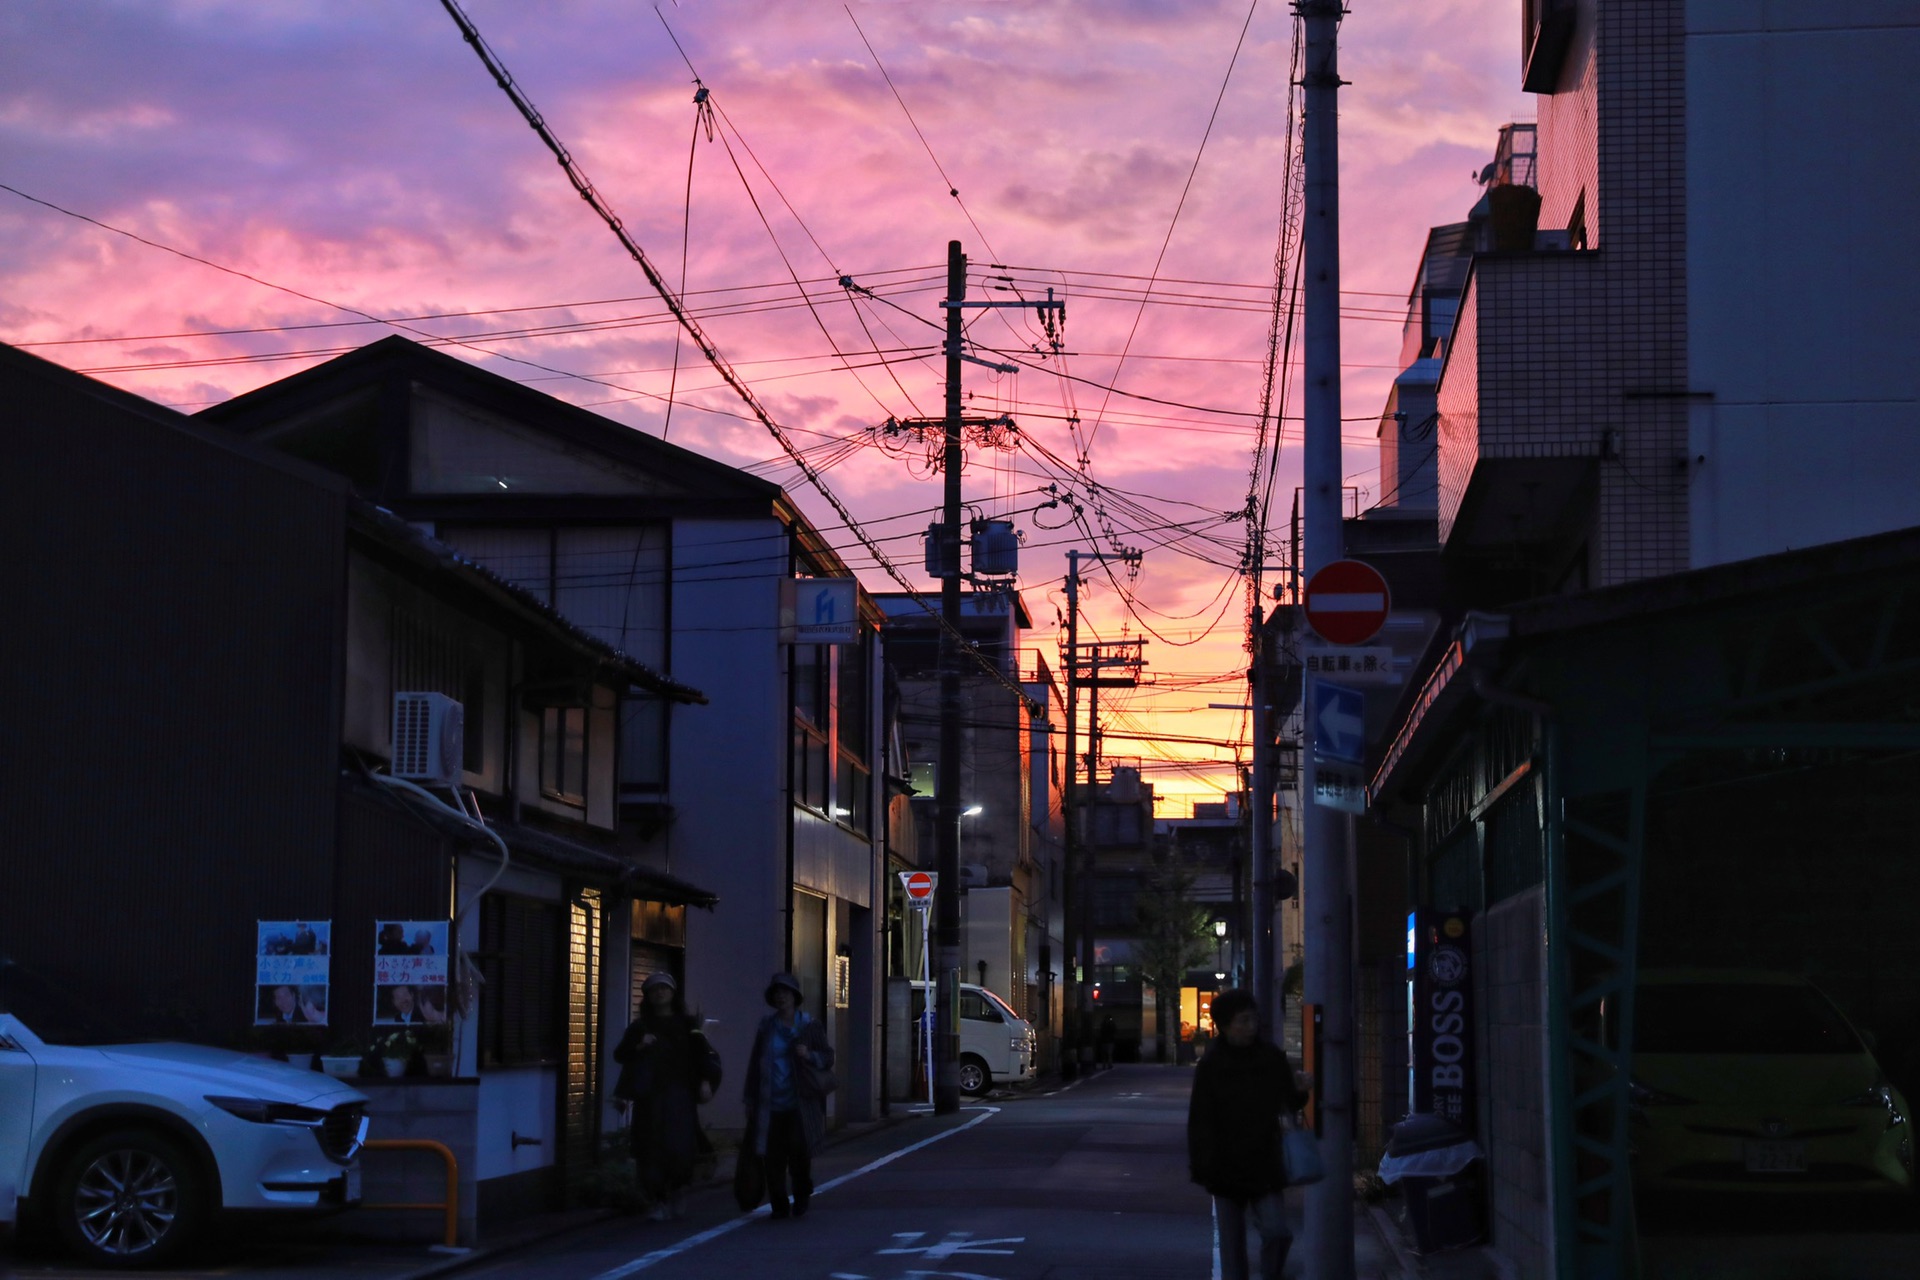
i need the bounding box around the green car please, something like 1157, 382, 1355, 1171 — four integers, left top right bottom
1622, 970, 1913, 1194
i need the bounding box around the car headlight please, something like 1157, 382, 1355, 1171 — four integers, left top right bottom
1011, 1036, 1028, 1052
206, 1095, 330, 1127
1839, 1084, 1906, 1130
1627, 1079, 1696, 1122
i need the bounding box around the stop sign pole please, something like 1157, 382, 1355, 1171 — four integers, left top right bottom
1299, 6, 1356, 1277
898, 871, 938, 1106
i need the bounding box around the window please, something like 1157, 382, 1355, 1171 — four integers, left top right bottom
476, 894, 564, 1067
794, 644, 828, 729
541, 705, 587, 805
960, 991, 1003, 1023
836, 638, 869, 765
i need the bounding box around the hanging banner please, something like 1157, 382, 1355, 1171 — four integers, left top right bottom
373, 920, 451, 1025
255, 920, 330, 1025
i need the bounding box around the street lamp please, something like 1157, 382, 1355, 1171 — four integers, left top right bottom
1213, 919, 1229, 987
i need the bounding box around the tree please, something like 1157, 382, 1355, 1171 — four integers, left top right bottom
1132, 852, 1216, 1062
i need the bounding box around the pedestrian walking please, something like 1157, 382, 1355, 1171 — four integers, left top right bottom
1186, 988, 1311, 1280
743, 972, 836, 1219
1096, 1013, 1117, 1069
613, 972, 721, 1221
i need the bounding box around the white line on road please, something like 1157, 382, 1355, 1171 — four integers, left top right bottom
1211, 1197, 1221, 1280
588, 1107, 1002, 1280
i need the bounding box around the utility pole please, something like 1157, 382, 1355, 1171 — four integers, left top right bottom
1298, 3, 1355, 1278
933, 240, 967, 1114
1059, 549, 1141, 1074
931, 244, 1063, 1112
1250, 605, 1277, 1026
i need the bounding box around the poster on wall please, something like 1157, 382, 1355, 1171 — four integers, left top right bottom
373, 920, 450, 1025
255, 920, 330, 1025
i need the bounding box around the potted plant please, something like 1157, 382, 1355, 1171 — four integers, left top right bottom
371, 1028, 420, 1078
318, 1037, 367, 1079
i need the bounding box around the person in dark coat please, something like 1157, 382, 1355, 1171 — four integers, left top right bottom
743, 972, 835, 1219
1187, 988, 1311, 1280
613, 973, 721, 1220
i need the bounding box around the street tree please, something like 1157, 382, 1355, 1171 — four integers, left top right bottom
1133, 851, 1215, 1062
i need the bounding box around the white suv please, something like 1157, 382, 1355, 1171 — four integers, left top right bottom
0, 962, 369, 1268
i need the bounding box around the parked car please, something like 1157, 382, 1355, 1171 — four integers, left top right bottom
909, 982, 1037, 1095
1616, 969, 1913, 1195
0, 960, 369, 1268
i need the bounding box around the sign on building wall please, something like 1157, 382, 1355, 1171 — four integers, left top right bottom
256, 920, 330, 1025
781, 577, 859, 644
1408, 908, 1475, 1129
373, 920, 450, 1024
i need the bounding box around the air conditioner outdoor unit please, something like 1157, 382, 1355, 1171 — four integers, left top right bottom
392, 692, 465, 785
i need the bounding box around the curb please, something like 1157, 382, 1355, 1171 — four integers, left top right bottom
1366, 1202, 1425, 1280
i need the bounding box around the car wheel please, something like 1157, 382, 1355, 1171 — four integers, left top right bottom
958, 1055, 990, 1097
53, 1128, 206, 1269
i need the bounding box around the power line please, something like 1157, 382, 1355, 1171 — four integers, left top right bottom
437, 0, 1037, 712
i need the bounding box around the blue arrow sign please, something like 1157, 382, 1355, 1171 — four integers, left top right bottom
1313, 680, 1366, 765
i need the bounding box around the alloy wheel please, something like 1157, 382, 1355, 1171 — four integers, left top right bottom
72, 1148, 179, 1258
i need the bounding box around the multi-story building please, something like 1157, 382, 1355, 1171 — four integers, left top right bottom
873, 588, 1067, 1075
1362, 5, 1920, 1276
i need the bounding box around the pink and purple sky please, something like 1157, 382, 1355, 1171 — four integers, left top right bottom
1, 0, 1529, 813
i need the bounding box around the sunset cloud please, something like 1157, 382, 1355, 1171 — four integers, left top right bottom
1, 0, 1529, 807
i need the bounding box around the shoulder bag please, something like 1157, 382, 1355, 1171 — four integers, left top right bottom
1278, 1114, 1326, 1186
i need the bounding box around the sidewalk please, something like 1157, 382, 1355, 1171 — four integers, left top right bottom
1360, 1191, 1513, 1280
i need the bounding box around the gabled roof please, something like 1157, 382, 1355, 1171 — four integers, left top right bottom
197, 335, 783, 509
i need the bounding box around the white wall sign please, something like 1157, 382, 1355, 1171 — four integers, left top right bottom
781, 577, 859, 644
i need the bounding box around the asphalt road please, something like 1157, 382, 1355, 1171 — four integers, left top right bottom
457, 1064, 1223, 1280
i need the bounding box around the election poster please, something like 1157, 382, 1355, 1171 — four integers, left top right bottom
255, 920, 330, 1025
373, 920, 450, 1025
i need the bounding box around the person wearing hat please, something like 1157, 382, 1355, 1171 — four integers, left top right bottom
742, 972, 835, 1219
1187, 988, 1312, 1280
613, 972, 722, 1220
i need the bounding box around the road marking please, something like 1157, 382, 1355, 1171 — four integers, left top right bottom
878, 1229, 1025, 1260
587, 1107, 1001, 1280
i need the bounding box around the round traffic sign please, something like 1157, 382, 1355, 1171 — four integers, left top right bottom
903, 871, 935, 902
1303, 559, 1391, 646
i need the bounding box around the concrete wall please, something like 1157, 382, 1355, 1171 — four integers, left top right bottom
354, 1081, 481, 1246
1686, 3, 1920, 566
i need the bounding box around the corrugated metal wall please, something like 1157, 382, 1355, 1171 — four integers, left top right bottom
333, 785, 459, 1032
3, 352, 349, 1043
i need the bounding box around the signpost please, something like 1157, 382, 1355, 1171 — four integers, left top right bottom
899, 870, 938, 1105
1303, 559, 1391, 646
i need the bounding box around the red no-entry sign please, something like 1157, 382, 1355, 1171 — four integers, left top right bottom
900, 870, 937, 906
1303, 559, 1391, 646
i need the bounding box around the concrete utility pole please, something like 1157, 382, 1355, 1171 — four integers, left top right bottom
933, 240, 967, 1114
931, 244, 1062, 1110
1297, 3, 1355, 1278
1059, 548, 1141, 1073
1250, 605, 1277, 1027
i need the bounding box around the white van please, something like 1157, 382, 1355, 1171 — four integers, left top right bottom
908, 982, 1037, 1095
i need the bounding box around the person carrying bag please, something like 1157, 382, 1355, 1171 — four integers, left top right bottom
742, 972, 835, 1219
613, 973, 722, 1221
1187, 988, 1313, 1280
